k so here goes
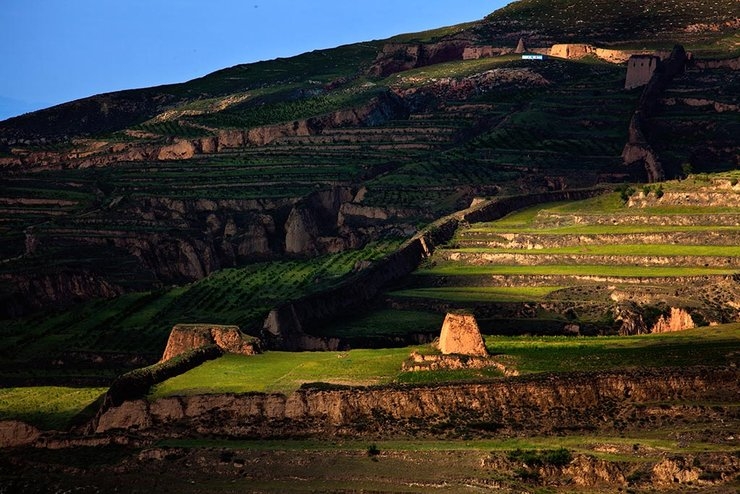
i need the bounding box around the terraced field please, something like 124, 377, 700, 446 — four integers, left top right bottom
379, 175, 740, 336
0, 239, 402, 384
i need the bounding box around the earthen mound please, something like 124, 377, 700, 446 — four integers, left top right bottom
161, 324, 261, 362
437, 313, 488, 357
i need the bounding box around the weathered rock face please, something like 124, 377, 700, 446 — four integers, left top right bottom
651, 308, 696, 333
0, 420, 41, 448
651, 457, 702, 485
614, 303, 649, 336
549, 44, 633, 63
368, 41, 471, 78
0, 270, 124, 317
157, 139, 197, 160
160, 324, 260, 362
393, 68, 550, 104
437, 313, 488, 357
402, 351, 518, 376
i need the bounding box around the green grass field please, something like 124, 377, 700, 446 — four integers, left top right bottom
445, 244, 740, 256
390, 286, 563, 303
415, 264, 738, 277
0, 387, 106, 430
149, 325, 740, 399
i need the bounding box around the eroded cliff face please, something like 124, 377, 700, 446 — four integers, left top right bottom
92, 366, 738, 438
368, 41, 472, 78
5, 183, 414, 315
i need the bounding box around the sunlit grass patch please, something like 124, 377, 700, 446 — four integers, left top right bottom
0, 387, 106, 430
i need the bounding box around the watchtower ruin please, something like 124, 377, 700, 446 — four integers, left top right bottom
625, 55, 659, 89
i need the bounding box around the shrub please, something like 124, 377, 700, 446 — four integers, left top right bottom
617, 183, 636, 203
366, 444, 381, 457
542, 448, 573, 467
507, 448, 572, 467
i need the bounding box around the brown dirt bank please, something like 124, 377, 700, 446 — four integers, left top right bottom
91, 366, 739, 441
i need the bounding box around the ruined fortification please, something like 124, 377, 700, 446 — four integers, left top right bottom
625, 55, 660, 89
160, 324, 261, 362
437, 313, 488, 356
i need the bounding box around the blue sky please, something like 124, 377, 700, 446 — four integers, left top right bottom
0, 1, 510, 121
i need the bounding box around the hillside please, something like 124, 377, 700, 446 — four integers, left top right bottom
0, 0, 738, 373
1, 2, 740, 490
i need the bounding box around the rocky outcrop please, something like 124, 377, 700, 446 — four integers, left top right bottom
368, 41, 471, 77
651, 457, 702, 485
401, 351, 518, 376
160, 324, 260, 362
651, 308, 696, 333
90, 366, 739, 438
694, 56, 740, 71
157, 139, 197, 160
614, 303, 649, 336
0, 270, 124, 317
393, 68, 550, 103
0, 420, 41, 448
284, 186, 357, 256
437, 313, 488, 356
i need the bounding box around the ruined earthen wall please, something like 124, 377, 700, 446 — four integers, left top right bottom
92, 366, 739, 437
625, 56, 659, 90
622, 46, 688, 182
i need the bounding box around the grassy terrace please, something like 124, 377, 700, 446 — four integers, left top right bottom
149, 325, 740, 398
443, 245, 740, 256
0, 386, 106, 430
413, 264, 738, 277
390, 286, 564, 303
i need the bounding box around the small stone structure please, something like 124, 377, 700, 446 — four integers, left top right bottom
625, 55, 660, 89
514, 37, 527, 54
161, 324, 260, 362
401, 313, 504, 373
437, 313, 488, 357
